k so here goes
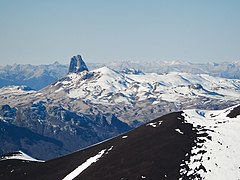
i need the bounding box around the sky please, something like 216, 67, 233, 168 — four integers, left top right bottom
0, 0, 240, 65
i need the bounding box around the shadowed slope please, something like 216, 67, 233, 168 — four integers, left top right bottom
0, 111, 197, 180
0, 105, 239, 180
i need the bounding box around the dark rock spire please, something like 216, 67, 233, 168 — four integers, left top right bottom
68, 55, 88, 73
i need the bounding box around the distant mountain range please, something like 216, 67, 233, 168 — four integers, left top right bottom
0, 59, 240, 90
0, 55, 240, 160
0, 62, 67, 90
1, 105, 239, 180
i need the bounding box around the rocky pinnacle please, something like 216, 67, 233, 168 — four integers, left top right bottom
68, 55, 89, 73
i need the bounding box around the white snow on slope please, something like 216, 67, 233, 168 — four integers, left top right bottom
0, 151, 44, 162
0, 86, 36, 96
62, 146, 113, 180
175, 128, 184, 135
51, 67, 240, 106
147, 121, 163, 128
180, 105, 240, 180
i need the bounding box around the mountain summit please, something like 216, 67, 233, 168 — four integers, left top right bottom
69, 55, 88, 73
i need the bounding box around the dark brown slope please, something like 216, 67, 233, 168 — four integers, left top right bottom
227, 105, 240, 118
0, 111, 198, 180
77, 112, 198, 180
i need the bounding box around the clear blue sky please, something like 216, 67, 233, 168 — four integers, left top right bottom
0, 0, 240, 65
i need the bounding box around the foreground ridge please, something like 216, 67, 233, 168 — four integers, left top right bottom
0, 105, 239, 180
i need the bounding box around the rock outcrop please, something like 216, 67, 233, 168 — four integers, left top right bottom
68, 55, 88, 73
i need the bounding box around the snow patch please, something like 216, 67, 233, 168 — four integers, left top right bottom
175, 128, 184, 135
62, 146, 113, 180
147, 121, 163, 128
0, 151, 44, 162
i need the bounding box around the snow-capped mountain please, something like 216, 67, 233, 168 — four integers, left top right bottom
55, 66, 239, 104
37, 58, 240, 125
1, 63, 240, 126
1, 105, 239, 180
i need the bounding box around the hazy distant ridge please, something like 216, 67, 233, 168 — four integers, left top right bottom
0, 60, 240, 90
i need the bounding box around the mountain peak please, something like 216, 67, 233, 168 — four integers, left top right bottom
68, 55, 88, 73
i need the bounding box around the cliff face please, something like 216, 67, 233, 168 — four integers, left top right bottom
68, 55, 88, 73
0, 102, 131, 160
